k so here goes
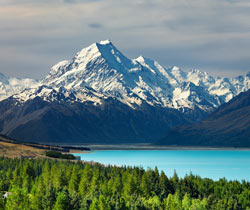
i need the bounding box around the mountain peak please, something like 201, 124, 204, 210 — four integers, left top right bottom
41, 40, 250, 112
171, 66, 180, 72
135, 55, 152, 63
75, 39, 126, 65
99, 39, 112, 45
76, 42, 100, 60
135, 55, 144, 61
190, 69, 202, 74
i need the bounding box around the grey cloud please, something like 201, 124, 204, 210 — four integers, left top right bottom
1, 0, 102, 5
0, 0, 54, 5
0, 0, 250, 79
88, 23, 103, 28
63, 0, 104, 3
63, 0, 75, 3
163, 17, 250, 34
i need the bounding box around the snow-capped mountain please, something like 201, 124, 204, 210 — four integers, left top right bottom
0, 40, 250, 143
41, 40, 250, 112
12, 85, 105, 105
157, 89, 250, 147
0, 72, 40, 101
1, 40, 250, 112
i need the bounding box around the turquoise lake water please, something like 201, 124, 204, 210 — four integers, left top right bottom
74, 150, 250, 181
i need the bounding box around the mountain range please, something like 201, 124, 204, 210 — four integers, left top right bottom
0, 40, 250, 144
157, 89, 250, 147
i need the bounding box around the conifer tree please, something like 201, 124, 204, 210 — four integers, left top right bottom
52, 189, 71, 210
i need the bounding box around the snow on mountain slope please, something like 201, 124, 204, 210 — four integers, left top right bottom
1, 40, 250, 113
44, 40, 177, 108
0, 73, 40, 101
43, 40, 250, 111
11, 85, 105, 106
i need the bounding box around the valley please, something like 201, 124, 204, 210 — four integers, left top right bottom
2, 1, 250, 209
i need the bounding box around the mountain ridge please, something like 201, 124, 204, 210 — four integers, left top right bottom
0, 40, 250, 143
1, 40, 250, 112
156, 89, 250, 147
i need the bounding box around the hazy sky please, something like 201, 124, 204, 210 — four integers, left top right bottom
1, 0, 250, 79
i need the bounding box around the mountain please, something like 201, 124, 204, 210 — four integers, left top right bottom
0, 86, 190, 143
1, 40, 250, 111
43, 40, 250, 112
0, 72, 40, 101
157, 89, 250, 147
0, 40, 250, 143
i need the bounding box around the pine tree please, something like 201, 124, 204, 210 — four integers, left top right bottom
52, 189, 71, 210
68, 165, 80, 194
6, 187, 30, 210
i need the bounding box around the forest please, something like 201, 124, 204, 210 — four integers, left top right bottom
0, 156, 250, 210
45, 151, 76, 160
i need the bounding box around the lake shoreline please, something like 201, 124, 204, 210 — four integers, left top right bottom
61, 143, 250, 151
73, 150, 250, 181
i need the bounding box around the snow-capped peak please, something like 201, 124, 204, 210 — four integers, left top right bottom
0, 72, 41, 101
171, 66, 180, 72
75, 42, 100, 60
41, 41, 250, 111
2, 41, 250, 114
134, 56, 157, 73
99, 39, 111, 45
75, 40, 119, 64
135, 55, 148, 63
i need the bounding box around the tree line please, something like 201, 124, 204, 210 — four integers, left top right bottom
0, 156, 249, 210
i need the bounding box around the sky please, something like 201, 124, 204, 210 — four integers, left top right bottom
1, 0, 250, 79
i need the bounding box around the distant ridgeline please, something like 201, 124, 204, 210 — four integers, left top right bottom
157, 89, 250, 147
0, 40, 250, 144
0, 157, 249, 209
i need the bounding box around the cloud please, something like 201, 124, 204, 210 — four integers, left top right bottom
63, 0, 75, 3
0, 0, 250, 79
67, 0, 104, 2
88, 23, 103, 28
63, 0, 102, 3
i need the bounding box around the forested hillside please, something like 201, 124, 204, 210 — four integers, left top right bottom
0, 157, 250, 210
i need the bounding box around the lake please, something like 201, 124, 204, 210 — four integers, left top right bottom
74, 150, 250, 181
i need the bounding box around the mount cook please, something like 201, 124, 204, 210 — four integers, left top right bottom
0, 40, 249, 143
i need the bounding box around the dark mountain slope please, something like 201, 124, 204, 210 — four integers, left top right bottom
0, 91, 194, 143
157, 90, 250, 147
